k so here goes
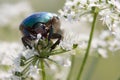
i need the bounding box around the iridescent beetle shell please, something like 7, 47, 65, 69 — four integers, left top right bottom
22, 12, 54, 28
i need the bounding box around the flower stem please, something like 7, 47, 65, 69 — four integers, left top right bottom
106, 0, 108, 4
87, 0, 90, 4
67, 55, 75, 80
41, 59, 46, 80
76, 12, 98, 80
99, 0, 102, 3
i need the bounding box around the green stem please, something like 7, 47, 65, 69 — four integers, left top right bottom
41, 59, 46, 80
67, 55, 75, 80
106, 0, 108, 4
24, 56, 34, 65
76, 12, 98, 80
99, 0, 102, 3
22, 62, 31, 75
87, 0, 90, 4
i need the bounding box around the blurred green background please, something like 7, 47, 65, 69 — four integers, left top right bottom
0, 0, 120, 80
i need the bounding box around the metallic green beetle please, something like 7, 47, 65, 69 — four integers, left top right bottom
19, 12, 62, 50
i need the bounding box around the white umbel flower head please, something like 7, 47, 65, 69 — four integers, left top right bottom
59, 0, 120, 40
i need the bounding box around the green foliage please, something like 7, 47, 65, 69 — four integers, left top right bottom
72, 44, 78, 49
15, 71, 22, 77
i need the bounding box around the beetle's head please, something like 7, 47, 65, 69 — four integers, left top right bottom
34, 23, 46, 34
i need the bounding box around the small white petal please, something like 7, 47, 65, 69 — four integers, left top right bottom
98, 48, 108, 58
37, 33, 42, 39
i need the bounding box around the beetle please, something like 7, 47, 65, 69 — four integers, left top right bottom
19, 12, 63, 51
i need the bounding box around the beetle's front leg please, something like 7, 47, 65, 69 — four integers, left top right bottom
21, 36, 33, 49
50, 33, 62, 51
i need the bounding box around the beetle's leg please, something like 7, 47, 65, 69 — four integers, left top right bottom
47, 26, 53, 46
50, 33, 62, 51
21, 36, 33, 49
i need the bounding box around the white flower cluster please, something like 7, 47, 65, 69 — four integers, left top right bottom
0, 42, 22, 80
59, 0, 120, 39
60, 31, 87, 51
11, 48, 41, 80
59, 28, 120, 58
10, 37, 71, 80
0, 42, 22, 65
92, 30, 120, 58
0, 42, 41, 80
